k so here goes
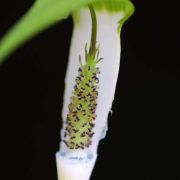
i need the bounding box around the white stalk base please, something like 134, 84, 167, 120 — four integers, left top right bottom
56, 152, 97, 180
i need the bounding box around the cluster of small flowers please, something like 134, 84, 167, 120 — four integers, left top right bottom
63, 65, 100, 150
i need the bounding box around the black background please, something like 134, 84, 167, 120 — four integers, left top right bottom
0, 0, 179, 180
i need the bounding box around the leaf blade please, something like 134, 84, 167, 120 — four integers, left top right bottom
0, 0, 96, 63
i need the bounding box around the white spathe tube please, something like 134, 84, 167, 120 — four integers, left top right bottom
56, 152, 97, 180
56, 8, 124, 180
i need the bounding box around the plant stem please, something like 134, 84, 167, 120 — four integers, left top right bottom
88, 5, 97, 57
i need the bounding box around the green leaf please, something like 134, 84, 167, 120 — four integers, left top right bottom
0, 0, 134, 64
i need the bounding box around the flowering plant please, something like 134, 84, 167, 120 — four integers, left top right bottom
0, 0, 134, 179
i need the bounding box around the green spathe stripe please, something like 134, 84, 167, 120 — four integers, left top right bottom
93, 0, 134, 31
93, 0, 134, 13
